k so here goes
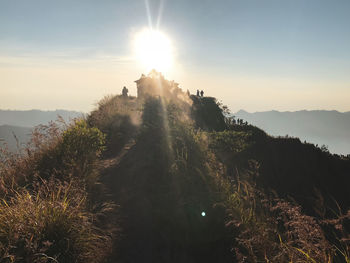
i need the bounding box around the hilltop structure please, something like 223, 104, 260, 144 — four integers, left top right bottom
135, 70, 188, 103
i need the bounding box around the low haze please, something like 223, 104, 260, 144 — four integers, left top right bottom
1, 0, 350, 112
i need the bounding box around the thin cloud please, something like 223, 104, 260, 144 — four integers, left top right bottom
0, 48, 134, 69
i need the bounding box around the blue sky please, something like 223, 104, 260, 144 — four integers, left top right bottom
1, 0, 349, 112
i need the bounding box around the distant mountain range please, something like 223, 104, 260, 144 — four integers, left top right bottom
1, 109, 349, 155
0, 110, 83, 127
0, 110, 83, 151
0, 125, 32, 151
234, 110, 350, 155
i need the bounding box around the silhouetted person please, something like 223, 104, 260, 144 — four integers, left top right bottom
200, 90, 204, 97
122, 86, 128, 97
196, 90, 200, 96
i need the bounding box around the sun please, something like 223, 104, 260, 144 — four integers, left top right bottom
133, 28, 174, 73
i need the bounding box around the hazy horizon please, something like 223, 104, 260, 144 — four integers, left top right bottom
1, 108, 350, 115
1, 0, 350, 112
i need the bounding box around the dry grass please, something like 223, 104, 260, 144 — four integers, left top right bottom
88, 95, 140, 156
225, 165, 335, 262
0, 117, 116, 262
0, 179, 112, 263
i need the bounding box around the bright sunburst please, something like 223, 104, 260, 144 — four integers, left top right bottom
133, 28, 174, 73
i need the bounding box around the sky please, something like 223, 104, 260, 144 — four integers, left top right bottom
0, 0, 350, 112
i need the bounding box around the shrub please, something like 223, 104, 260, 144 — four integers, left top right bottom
59, 119, 105, 173
209, 130, 252, 154
36, 119, 105, 181
0, 118, 105, 195
0, 118, 115, 262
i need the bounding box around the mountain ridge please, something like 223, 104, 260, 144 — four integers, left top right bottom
235, 109, 349, 114
1, 72, 350, 262
0, 109, 83, 127
0, 110, 84, 151
235, 109, 350, 155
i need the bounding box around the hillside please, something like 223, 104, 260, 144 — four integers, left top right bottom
1, 72, 349, 262
235, 109, 350, 155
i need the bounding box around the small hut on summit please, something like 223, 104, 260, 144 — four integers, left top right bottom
135, 70, 183, 101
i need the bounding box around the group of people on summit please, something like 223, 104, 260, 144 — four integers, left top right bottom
121, 85, 248, 126
196, 90, 204, 97
122, 85, 205, 99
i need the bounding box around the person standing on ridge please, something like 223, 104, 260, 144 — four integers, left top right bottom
196, 90, 200, 96
200, 90, 204, 97
122, 86, 129, 97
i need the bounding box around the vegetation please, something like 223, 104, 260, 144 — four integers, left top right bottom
1, 72, 349, 262
87, 95, 139, 157
0, 119, 114, 262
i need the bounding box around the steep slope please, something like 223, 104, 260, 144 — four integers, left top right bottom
190, 95, 227, 131
209, 125, 350, 216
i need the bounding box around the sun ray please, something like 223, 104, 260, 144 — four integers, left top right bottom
144, 0, 153, 29
156, 0, 164, 29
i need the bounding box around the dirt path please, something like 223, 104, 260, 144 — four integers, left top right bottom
99, 139, 136, 172
99, 136, 176, 263
99, 135, 231, 263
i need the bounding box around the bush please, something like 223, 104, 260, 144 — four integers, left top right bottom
59, 119, 105, 173
209, 130, 252, 154
0, 118, 115, 262
36, 119, 105, 181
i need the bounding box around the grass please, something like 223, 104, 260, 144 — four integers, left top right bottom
0, 180, 111, 263
0, 116, 115, 262
225, 173, 333, 262
0, 73, 349, 262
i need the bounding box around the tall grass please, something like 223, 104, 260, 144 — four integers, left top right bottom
88, 95, 140, 156
0, 179, 111, 262
0, 117, 115, 262
221, 163, 350, 262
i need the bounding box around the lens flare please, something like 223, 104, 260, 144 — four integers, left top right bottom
133, 28, 174, 73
